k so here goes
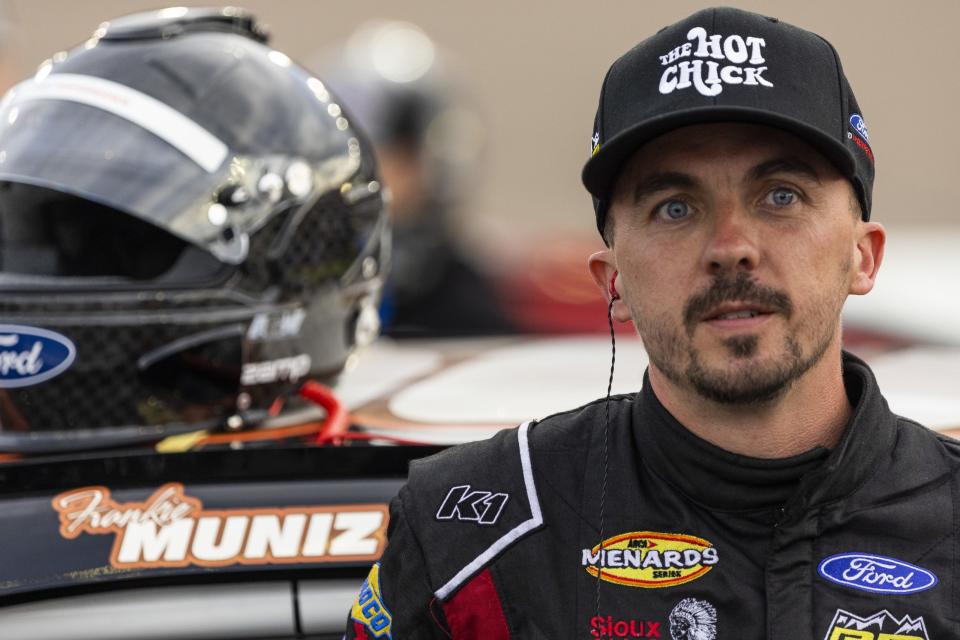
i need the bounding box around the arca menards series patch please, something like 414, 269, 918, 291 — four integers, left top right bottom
582, 531, 719, 588
52, 483, 388, 569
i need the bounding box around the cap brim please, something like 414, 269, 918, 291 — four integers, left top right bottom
581, 106, 858, 201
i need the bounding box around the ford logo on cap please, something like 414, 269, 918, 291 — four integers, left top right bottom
0, 325, 76, 388
850, 114, 869, 142
818, 552, 937, 595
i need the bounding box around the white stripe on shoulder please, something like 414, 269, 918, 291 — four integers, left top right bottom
434, 421, 542, 601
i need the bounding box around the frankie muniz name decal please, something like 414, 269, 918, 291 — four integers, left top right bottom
52, 483, 388, 569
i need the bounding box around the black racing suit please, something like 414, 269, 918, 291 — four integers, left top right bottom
346, 353, 960, 638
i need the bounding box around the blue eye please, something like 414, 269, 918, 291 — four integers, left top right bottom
767, 188, 798, 206
656, 199, 690, 220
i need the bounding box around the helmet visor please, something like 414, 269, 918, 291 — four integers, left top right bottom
0, 74, 359, 264
0, 182, 224, 284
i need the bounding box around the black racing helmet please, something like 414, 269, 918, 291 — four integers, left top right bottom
0, 7, 388, 453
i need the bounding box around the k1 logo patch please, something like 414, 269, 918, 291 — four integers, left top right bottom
435, 485, 509, 525
817, 553, 937, 595
822, 609, 929, 640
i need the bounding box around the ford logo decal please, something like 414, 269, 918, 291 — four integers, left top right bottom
818, 552, 937, 595
850, 114, 869, 142
0, 324, 76, 388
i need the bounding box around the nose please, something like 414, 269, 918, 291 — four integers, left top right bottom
701, 201, 760, 276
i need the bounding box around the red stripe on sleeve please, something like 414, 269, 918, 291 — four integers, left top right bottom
352, 620, 370, 640
440, 569, 510, 639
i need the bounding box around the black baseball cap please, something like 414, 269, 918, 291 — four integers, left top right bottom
582, 7, 875, 241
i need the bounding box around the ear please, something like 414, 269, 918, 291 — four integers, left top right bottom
849, 222, 886, 295
588, 250, 632, 323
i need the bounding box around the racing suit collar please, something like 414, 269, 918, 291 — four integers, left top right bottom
635, 351, 895, 514
789, 351, 899, 513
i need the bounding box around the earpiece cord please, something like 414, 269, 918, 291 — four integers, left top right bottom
595, 296, 616, 620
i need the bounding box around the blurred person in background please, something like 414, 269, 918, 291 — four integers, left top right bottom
315, 21, 514, 338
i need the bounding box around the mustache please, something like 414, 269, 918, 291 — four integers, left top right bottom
683, 273, 792, 335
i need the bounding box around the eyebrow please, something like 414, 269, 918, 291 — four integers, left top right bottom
628, 157, 824, 205
747, 157, 822, 184
631, 172, 699, 205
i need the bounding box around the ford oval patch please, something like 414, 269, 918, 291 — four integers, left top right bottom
850, 114, 870, 142
818, 553, 937, 595
0, 324, 76, 388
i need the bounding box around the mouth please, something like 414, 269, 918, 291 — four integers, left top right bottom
702, 302, 776, 328
683, 273, 793, 336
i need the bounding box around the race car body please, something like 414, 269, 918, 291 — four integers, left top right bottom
0, 444, 438, 639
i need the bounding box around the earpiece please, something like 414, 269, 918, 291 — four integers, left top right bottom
598, 270, 617, 620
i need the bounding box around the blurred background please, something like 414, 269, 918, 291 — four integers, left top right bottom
0, 0, 956, 338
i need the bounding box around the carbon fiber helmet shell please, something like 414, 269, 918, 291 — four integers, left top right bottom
0, 8, 388, 452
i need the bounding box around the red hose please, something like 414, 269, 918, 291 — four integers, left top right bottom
301, 381, 441, 447
301, 381, 351, 445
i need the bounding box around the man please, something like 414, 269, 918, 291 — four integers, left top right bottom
346, 8, 959, 639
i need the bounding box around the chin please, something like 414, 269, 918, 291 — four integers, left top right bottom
687, 334, 821, 405
697, 333, 767, 365
688, 360, 797, 405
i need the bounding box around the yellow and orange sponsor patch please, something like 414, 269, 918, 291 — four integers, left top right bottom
351, 562, 393, 638
582, 531, 718, 588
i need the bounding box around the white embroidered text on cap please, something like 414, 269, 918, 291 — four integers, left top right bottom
658, 27, 773, 97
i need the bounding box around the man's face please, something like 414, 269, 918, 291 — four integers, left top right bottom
602, 122, 875, 405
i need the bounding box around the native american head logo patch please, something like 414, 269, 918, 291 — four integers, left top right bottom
669, 598, 717, 640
